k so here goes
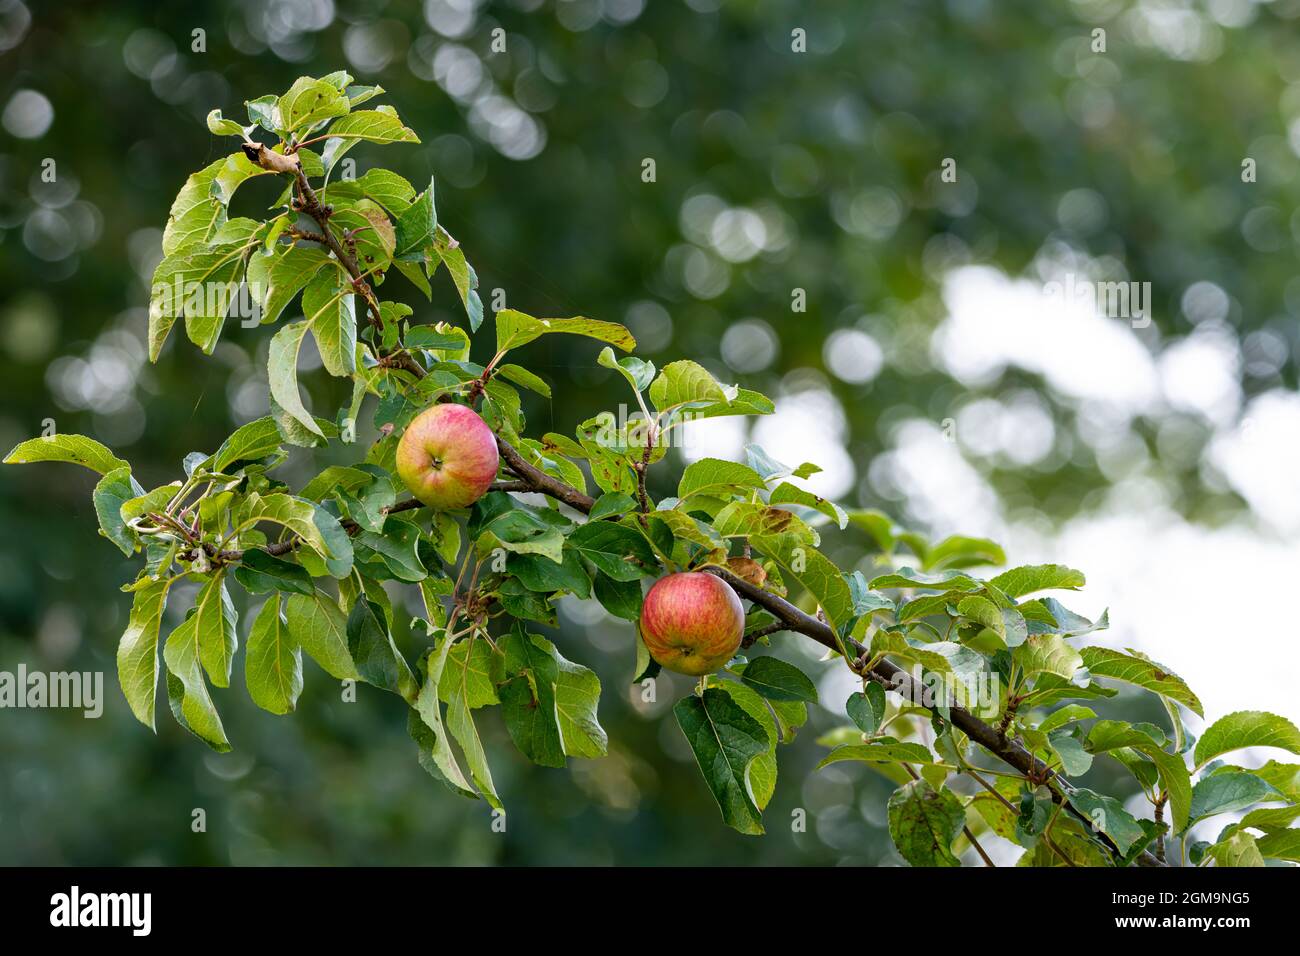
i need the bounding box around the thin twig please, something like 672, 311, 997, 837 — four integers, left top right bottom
740, 621, 786, 648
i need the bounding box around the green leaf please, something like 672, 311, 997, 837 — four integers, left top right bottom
674, 689, 769, 835
298, 464, 375, 502
1048, 730, 1094, 776
1233, 803, 1300, 832
507, 551, 592, 600
588, 492, 638, 521
750, 533, 855, 633
768, 481, 848, 530
496, 363, 551, 398
93, 466, 141, 556
1067, 788, 1146, 855
321, 106, 419, 145
269, 396, 336, 449
494, 308, 635, 354
394, 176, 436, 256
279, 76, 349, 134
592, 571, 643, 621
437, 639, 500, 708
578, 440, 637, 496
330, 199, 394, 269
209, 417, 283, 472
1187, 772, 1281, 829
163, 609, 231, 752
412, 638, 475, 797
1255, 828, 1300, 863
817, 741, 937, 770
597, 346, 655, 393
847, 683, 887, 735
769, 697, 809, 744
211, 154, 275, 206
564, 521, 658, 582
149, 241, 250, 356
116, 577, 172, 730
5, 434, 128, 476
206, 108, 247, 137
1080, 647, 1203, 717
633, 632, 660, 683
922, 535, 1007, 571
395, 259, 431, 299
988, 564, 1085, 598
1208, 830, 1265, 867
192, 573, 238, 688
711, 501, 815, 545
869, 567, 983, 591
302, 266, 357, 377
355, 524, 426, 582
709, 679, 778, 810
233, 548, 314, 595
687, 388, 774, 420
553, 643, 607, 759
1194, 711, 1300, 770
1015, 634, 1084, 681
869, 629, 956, 680
406, 324, 471, 353
356, 168, 417, 216
432, 232, 483, 331
241, 492, 352, 571
430, 511, 462, 567
268, 320, 325, 438
245, 594, 303, 715
1238, 761, 1300, 803
498, 577, 556, 625
119, 483, 180, 528
888, 780, 965, 867
739, 656, 818, 703
847, 509, 899, 553
347, 599, 418, 704
1037, 704, 1096, 734
894, 590, 967, 629
243, 94, 281, 133
956, 594, 1028, 648
443, 637, 502, 810
478, 510, 566, 564
161, 156, 226, 255
1086, 720, 1193, 831
677, 458, 766, 499
246, 245, 331, 326
499, 629, 566, 768
345, 83, 384, 107
284, 589, 360, 680
648, 360, 726, 413
743, 443, 790, 480
334, 468, 396, 537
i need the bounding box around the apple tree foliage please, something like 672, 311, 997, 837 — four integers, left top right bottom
7, 75, 1300, 868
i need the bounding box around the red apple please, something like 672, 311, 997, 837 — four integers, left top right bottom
395, 403, 499, 510
639, 572, 745, 675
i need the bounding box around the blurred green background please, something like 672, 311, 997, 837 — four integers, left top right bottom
2, 0, 1298, 865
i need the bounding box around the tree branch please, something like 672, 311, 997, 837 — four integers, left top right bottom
268, 156, 387, 339
217, 414, 1159, 864
483, 436, 1162, 867
496, 437, 597, 513
209, 167, 1162, 861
